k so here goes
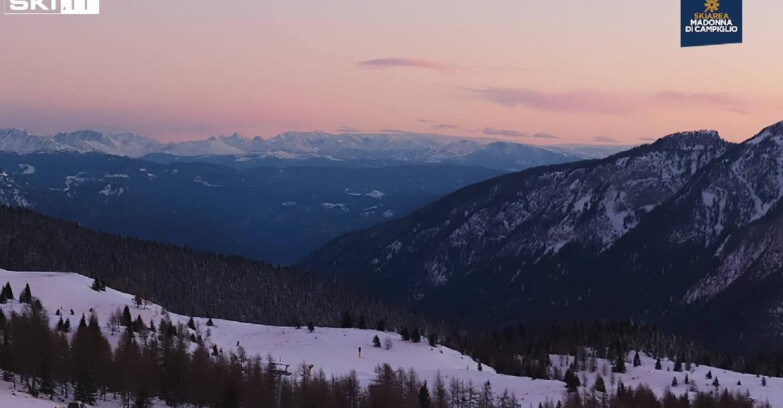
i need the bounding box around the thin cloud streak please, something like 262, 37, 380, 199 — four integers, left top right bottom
465, 87, 748, 116
358, 58, 532, 75
432, 123, 459, 130
594, 136, 621, 143
654, 91, 748, 114
357, 58, 452, 72
465, 87, 629, 114
483, 127, 527, 138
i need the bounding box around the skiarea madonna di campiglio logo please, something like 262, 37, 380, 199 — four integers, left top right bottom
681, 0, 742, 47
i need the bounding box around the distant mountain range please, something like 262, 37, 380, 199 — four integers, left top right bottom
0, 128, 630, 172
299, 120, 783, 351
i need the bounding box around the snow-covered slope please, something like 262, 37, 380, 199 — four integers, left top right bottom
0, 384, 169, 408
0, 269, 565, 407
0, 129, 164, 158
2, 269, 782, 408
52, 130, 163, 158
158, 135, 253, 156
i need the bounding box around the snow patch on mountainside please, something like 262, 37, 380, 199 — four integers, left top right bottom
18, 164, 35, 175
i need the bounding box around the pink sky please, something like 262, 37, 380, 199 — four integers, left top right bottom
1, 0, 781, 144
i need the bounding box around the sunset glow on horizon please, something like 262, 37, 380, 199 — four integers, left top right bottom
2, 0, 783, 144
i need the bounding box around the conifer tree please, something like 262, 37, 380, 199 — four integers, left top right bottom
418, 382, 431, 408
400, 327, 411, 341
564, 369, 580, 392
672, 377, 678, 387
91, 278, 106, 292
373, 335, 381, 348
133, 315, 145, 333
712, 377, 719, 388
2, 282, 13, 300
206, 317, 214, 327
655, 358, 662, 370
411, 327, 422, 343
428, 333, 438, 347
0, 292, 5, 304
19, 283, 32, 304
187, 317, 196, 331
706, 370, 712, 379
121, 306, 133, 328
633, 351, 641, 367
307, 321, 315, 332
613, 355, 626, 373
674, 359, 683, 372
685, 374, 690, 385
593, 375, 606, 393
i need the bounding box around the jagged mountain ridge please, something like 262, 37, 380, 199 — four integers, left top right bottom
0, 128, 623, 172
299, 122, 783, 349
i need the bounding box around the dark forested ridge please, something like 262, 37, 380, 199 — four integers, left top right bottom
0, 206, 421, 329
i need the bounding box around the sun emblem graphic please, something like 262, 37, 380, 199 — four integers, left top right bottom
704, 0, 720, 12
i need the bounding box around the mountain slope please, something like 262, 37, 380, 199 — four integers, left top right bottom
299, 131, 730, 306
587, 121, 783, 348
299, 121, 783, 349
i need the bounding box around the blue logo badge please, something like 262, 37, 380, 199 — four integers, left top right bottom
681, 0, 742, 47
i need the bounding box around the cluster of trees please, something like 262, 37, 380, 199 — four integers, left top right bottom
436, 320, 783, 380
552, 383, 768, 408
0, 281, 33, 305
